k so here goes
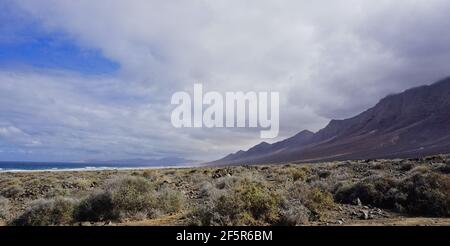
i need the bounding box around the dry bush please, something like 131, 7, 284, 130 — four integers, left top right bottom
191, 175, 335, 226
237, 181, 280, 222
156, 186, 184, 214
335, 176, 397, 208
309, 179, 340, 194
104, 176, 156, 218
436, 163, 450, 174
317, 170, 332, 179
409, 165, 431, 174
12, 197, 77, 226
0, 196, 11, 221
74, 178, 94, 190
401, 173, 450, 216
1, 185, 24, 198
75, 191, 117, 222
304, 188, 335, 216
291, 168, 308, 182
214, 175, 240, 190
335, 173, 450, 217
189, 180, 280, 226
186, 172, 209, 185
399, 161, 414, 171
282, 182, 335, 220
278, 202, 310, 226
75, 176, 184, 222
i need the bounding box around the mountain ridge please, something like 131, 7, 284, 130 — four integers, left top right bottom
211, 77, 450, 165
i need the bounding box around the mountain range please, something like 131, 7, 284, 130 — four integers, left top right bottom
211, 77, 450, 165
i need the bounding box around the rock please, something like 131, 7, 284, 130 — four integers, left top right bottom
360, 210, 369, 220
337, 220, 344, 225
353, 197, 362, 206
374, 208, 386, 217
212, 168, 233, 179
79, 222, 91, 226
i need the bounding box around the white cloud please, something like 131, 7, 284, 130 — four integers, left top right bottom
0, 125, 41, 146
0, 126, 23, 137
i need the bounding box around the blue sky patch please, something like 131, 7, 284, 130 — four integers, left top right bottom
0, 35, 120, 75
0, 6, 119, 75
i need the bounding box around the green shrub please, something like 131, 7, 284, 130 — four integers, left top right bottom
283, 182, 335, 220
335, 176, 397, 208
75, 191, 117, 221
304, 188, 335, 215
437, 163, 450, 174
237, 182, 279, 222
317, 170, 331, 179
12, 197, 76, 226
335, 173, 450, 217
291, 168, 307, 182
401, 173, 450, 216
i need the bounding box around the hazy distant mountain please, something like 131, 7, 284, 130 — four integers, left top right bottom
212, 77, 450, 165
81, 157, 198, 166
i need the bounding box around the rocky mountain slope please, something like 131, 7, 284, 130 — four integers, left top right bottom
213, 77, 450, 164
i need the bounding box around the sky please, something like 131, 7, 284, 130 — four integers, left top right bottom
1, 0, 450, 162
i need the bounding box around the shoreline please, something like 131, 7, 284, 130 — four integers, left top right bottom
0, 165, 198, 173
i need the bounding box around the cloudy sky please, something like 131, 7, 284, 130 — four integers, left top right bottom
1, 0, 450, 162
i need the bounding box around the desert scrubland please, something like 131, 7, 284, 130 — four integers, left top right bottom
0, 155, 449, 226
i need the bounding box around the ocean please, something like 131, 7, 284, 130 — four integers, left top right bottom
0, 161, 187, 172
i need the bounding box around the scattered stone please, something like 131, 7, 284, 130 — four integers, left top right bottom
212, 168, 233, 179
353, 197, 362, 206
360, 210, 369, 220
79, 222, 91, 226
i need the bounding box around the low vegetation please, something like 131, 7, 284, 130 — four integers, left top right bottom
189, 180, 281, 226
7, 176, 184, 225
13, 198, 76, 226
0, 196, 10, 221
0, 155, 449, 226
336, 172, 450, 216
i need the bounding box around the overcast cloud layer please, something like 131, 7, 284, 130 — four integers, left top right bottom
1, 0, 450, 161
